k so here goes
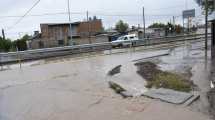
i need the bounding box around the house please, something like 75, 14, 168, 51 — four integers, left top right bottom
29, 18, 104, 49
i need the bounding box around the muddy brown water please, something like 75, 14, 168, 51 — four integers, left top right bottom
0, 41, 213, 120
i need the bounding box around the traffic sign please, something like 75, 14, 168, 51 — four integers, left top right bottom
183, 9, 195, 19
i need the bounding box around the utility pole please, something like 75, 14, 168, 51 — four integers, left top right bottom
87, 11, 91, 44
67, 0, 73, 45
143, 6, 146, 39
188, 17, 190, 34
1, 29, 5, 40
183, 16, 185, 34
173, 16, 175, 26
185, 0, 188, 34
205, 0, 208, 51
173, 16, 176, 35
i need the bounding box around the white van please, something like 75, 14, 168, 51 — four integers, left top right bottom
111, 34, 139, 47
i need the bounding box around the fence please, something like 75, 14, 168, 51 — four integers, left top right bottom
0, 34, 210, 64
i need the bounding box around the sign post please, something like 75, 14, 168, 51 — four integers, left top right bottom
182, 9, 195, 34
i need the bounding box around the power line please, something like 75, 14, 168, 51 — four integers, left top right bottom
0, 12, 86, 19
6, 0, 41, 30
146, 4, 185, 11
0, 12, 182, 18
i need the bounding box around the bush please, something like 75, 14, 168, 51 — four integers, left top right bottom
135, 61, 192, 92
152, 72, 192, 92
0, 37, 13, 52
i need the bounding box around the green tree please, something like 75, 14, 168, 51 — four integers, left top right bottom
148, 22, 183, 35
165, 22, 175, 33
148, 23, 166, 28
195, 0, 214, 14
115, 20, 129, 33
13, 34, 30, 51
0, 37, 13, 52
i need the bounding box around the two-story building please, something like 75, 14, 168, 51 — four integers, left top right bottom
29, 18, 105, 49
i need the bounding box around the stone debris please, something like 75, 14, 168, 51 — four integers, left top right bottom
132, 51, 170, 62
108, 81, 135, 98
143, 88, 193, 104
120, 91, 133, 98
183, 93, 200, 106
108, 65, 122, 76
108, 81, 125, 94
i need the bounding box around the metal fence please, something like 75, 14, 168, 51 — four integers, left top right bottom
0, 34, 210, 64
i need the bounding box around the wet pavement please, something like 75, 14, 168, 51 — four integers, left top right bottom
0, 40, 213, 120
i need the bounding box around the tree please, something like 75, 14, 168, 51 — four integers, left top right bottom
148, 22, 183, 35
175, 25, 183, 34
148, 23, 166, 28
115, 20, 129, 33
13, 34, 30, 51
195, 0, 214, 50
0, 37, 13, 52
195, 0, 214, 14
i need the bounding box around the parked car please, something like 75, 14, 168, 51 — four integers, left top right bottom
111, 34, 139, 47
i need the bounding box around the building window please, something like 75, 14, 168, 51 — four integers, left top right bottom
58, 40, 64, 46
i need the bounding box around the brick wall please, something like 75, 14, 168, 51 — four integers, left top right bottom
73, 35, 108, 45
31, 20, 103, 49
77, 20, 103, 37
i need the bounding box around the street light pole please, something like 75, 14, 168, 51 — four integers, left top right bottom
1, 29, 5, 40
143, 6, 146, 39
67, 0, 73, 45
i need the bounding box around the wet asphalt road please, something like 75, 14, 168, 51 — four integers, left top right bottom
0, 40, 213, 120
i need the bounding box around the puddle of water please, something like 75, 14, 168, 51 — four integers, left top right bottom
158, 41, 209, 74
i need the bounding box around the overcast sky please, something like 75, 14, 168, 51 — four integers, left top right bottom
0, 0, 202, 39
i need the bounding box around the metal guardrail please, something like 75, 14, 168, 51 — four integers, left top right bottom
0, 34, 210, 64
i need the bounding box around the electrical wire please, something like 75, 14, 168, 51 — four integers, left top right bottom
146, 4, 185, 11
0, 12, 182, 19
6, 0, 41, 30
0, 12, 86, 18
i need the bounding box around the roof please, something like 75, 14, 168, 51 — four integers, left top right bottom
41, 19, 102, 26
41, 22, 80, 26
29, 33, 42, 40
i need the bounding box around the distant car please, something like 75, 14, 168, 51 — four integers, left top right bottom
111, 34, 139, 47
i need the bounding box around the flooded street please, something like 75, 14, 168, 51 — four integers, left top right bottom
0, 40, 213, 120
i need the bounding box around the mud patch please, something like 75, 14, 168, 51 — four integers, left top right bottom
135, 62, 159, 81
135, 62, 193, 92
